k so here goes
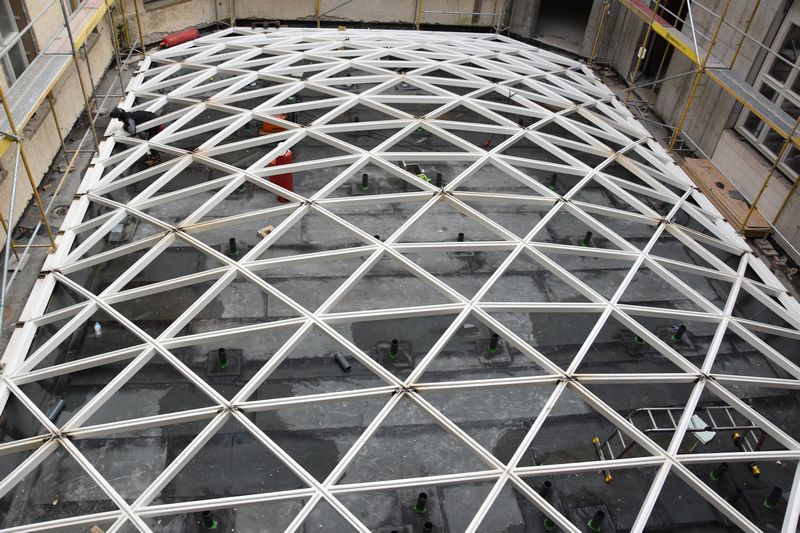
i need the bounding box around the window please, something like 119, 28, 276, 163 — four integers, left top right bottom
0, 0, 37, 85
735, 3, 800, 181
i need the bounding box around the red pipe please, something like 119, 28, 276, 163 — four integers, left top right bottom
268, 150, 293, 203
160, 28, 200, 48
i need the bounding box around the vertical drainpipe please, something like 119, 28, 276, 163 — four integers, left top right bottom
472, 0, 483, 24
498, 0, 515, 33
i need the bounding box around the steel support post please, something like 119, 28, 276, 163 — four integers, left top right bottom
624, 0, 662, 102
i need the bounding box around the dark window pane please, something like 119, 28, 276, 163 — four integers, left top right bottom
769, 25, 800, 84
742, 85, 778, 137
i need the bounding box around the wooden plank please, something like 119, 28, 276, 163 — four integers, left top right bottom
681, 158, 771, 238
46, 0, 112, 54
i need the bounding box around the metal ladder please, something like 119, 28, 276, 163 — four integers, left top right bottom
592, 405, 765, 482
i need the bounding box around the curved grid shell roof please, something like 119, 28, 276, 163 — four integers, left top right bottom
1, 27, 800, 532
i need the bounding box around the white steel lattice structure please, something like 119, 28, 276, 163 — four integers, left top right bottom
1, 27, 800, 532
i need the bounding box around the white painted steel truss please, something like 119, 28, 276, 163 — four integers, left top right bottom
1, 27, 800, 532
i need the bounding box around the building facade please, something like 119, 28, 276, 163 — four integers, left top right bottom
511, 0, 800, 259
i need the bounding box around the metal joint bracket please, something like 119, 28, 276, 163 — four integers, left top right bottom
0, 130, 21, 142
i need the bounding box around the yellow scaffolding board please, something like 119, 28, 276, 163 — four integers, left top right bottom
620, 0, 700, 64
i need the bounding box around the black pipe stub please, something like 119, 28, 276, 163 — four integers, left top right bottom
334, 351, 351, 373
361, 173, 369, 191
228, 237, 238, 257
581, 231, 593, 247
217, 348, 229, 369
726, 488, 744, 505
764, 486, 783, 509
200, 510, 217, 530
549, 173, 558, 190
543, 516, 556, 531
423, 521, 433, 532
457, 232, 465, 242
488, 333, 500, 354
414, 492, 428, 513
46, 399, 66, 423
587, 510, 604, 532
435, 171, 443, 188
671, 324, 687, 342
634, 334, 646, 345
389, 339, 399, 360
538, 480, 552, 499
709, 462, 728, 481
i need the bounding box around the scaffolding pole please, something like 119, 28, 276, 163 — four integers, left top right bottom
117, 0, 132, 49
772, 177, 800, 226
106, 2, 128, 96
730, 0, 760, 69
47, 93, 70, 170
132, 0, 147, 57
58, 0, 101, 152
0, 89, 57, 250
44, 0, 129, 227
646, 0, 687, 106
624, 0, 662, 102
0, 144, 22, 334
741, 117, 800, 231
0, 211, 17, 256
667, 0, 730, 152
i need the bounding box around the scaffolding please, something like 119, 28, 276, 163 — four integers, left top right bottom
591, 0, 800, 244
0, 0, 152, 333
